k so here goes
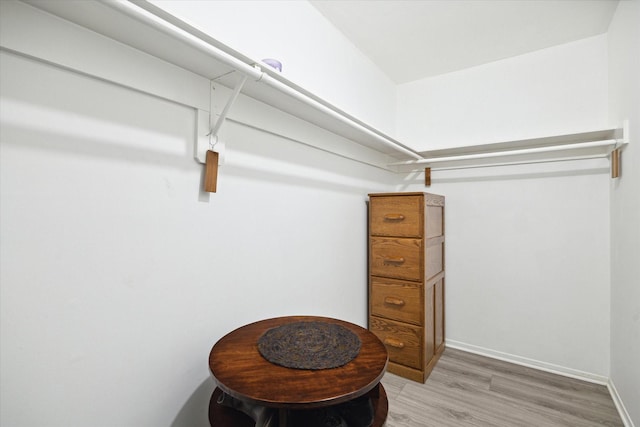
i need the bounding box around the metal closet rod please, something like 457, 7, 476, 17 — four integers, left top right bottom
389, 139, 619, 166
105, 0, 423, 161
403, 154, 610, 173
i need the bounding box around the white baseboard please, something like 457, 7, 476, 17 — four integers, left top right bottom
445, 340, 640, 426
608, 379, 636, 427
445, 339, 609, 384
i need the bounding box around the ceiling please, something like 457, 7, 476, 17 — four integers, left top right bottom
310, 0, 619, 84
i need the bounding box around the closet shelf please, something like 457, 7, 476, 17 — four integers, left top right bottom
22, 0, 422, 162
391, 128, 628, 173
14, 1, 629, 178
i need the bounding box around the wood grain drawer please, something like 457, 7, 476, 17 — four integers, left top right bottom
369, 316, 422, 370
370, 237, 422, 281
370, 278, 422, 325
369, 195, 423, 237
368, 192, 445, 383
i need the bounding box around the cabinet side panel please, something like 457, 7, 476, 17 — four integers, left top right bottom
425, 240, 444, 279
426, 205, 443, 238
424, 285, 435, 363
435, 278, 444, 349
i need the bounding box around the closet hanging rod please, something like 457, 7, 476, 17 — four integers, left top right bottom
257, 77, 423, 161
104, 0, 423, 161
403, 154, 610, 172
388, 139, 618, 166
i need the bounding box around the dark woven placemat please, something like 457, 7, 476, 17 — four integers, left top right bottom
257, 321, 361, 370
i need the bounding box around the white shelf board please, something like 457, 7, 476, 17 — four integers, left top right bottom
22, 0, 420, 162
11, 1, 629, 175
392, 128, 625, 172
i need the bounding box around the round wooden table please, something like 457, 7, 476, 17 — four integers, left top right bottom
208, 315, 389, 426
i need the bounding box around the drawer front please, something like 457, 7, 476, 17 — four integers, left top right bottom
370, 316, 422, 370
370, 237, 422, 281
370, 195, 423, 237
371, 278, 422, 325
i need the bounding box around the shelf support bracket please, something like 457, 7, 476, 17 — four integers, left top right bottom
195, 75, 248, 166
196, 75, 247, 193
208, 74, 248, 147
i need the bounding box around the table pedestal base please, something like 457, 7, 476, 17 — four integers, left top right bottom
208, 384, 388, 427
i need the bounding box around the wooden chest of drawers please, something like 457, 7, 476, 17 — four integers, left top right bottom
368, 192, 445, 383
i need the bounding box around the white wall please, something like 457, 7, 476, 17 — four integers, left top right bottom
397, 162, 611, 379
397, 35, 609, 151
608, 1, 640, 425
396, 38, 613, 379
0, 5, 395, 426
149, 0, 398, 137
1, 1, 636, 426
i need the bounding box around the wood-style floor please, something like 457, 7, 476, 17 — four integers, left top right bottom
380, 348, 623, 427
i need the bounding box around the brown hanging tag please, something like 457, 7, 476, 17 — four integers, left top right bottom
611, 148, 620, 178
425, 167, 431, 186
204, 150, 219, 192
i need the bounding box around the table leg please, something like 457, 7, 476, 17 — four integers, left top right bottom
278, 408, 287, 427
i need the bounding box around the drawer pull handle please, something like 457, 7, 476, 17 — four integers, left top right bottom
384, 338, 405, 349
383, 214, 405, 221
383, 256, 405, 265
384, 297, 405, 306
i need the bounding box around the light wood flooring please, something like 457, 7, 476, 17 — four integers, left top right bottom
380, 348, 623, 427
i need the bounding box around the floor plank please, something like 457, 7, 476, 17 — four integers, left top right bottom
381, 348, 623, 427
